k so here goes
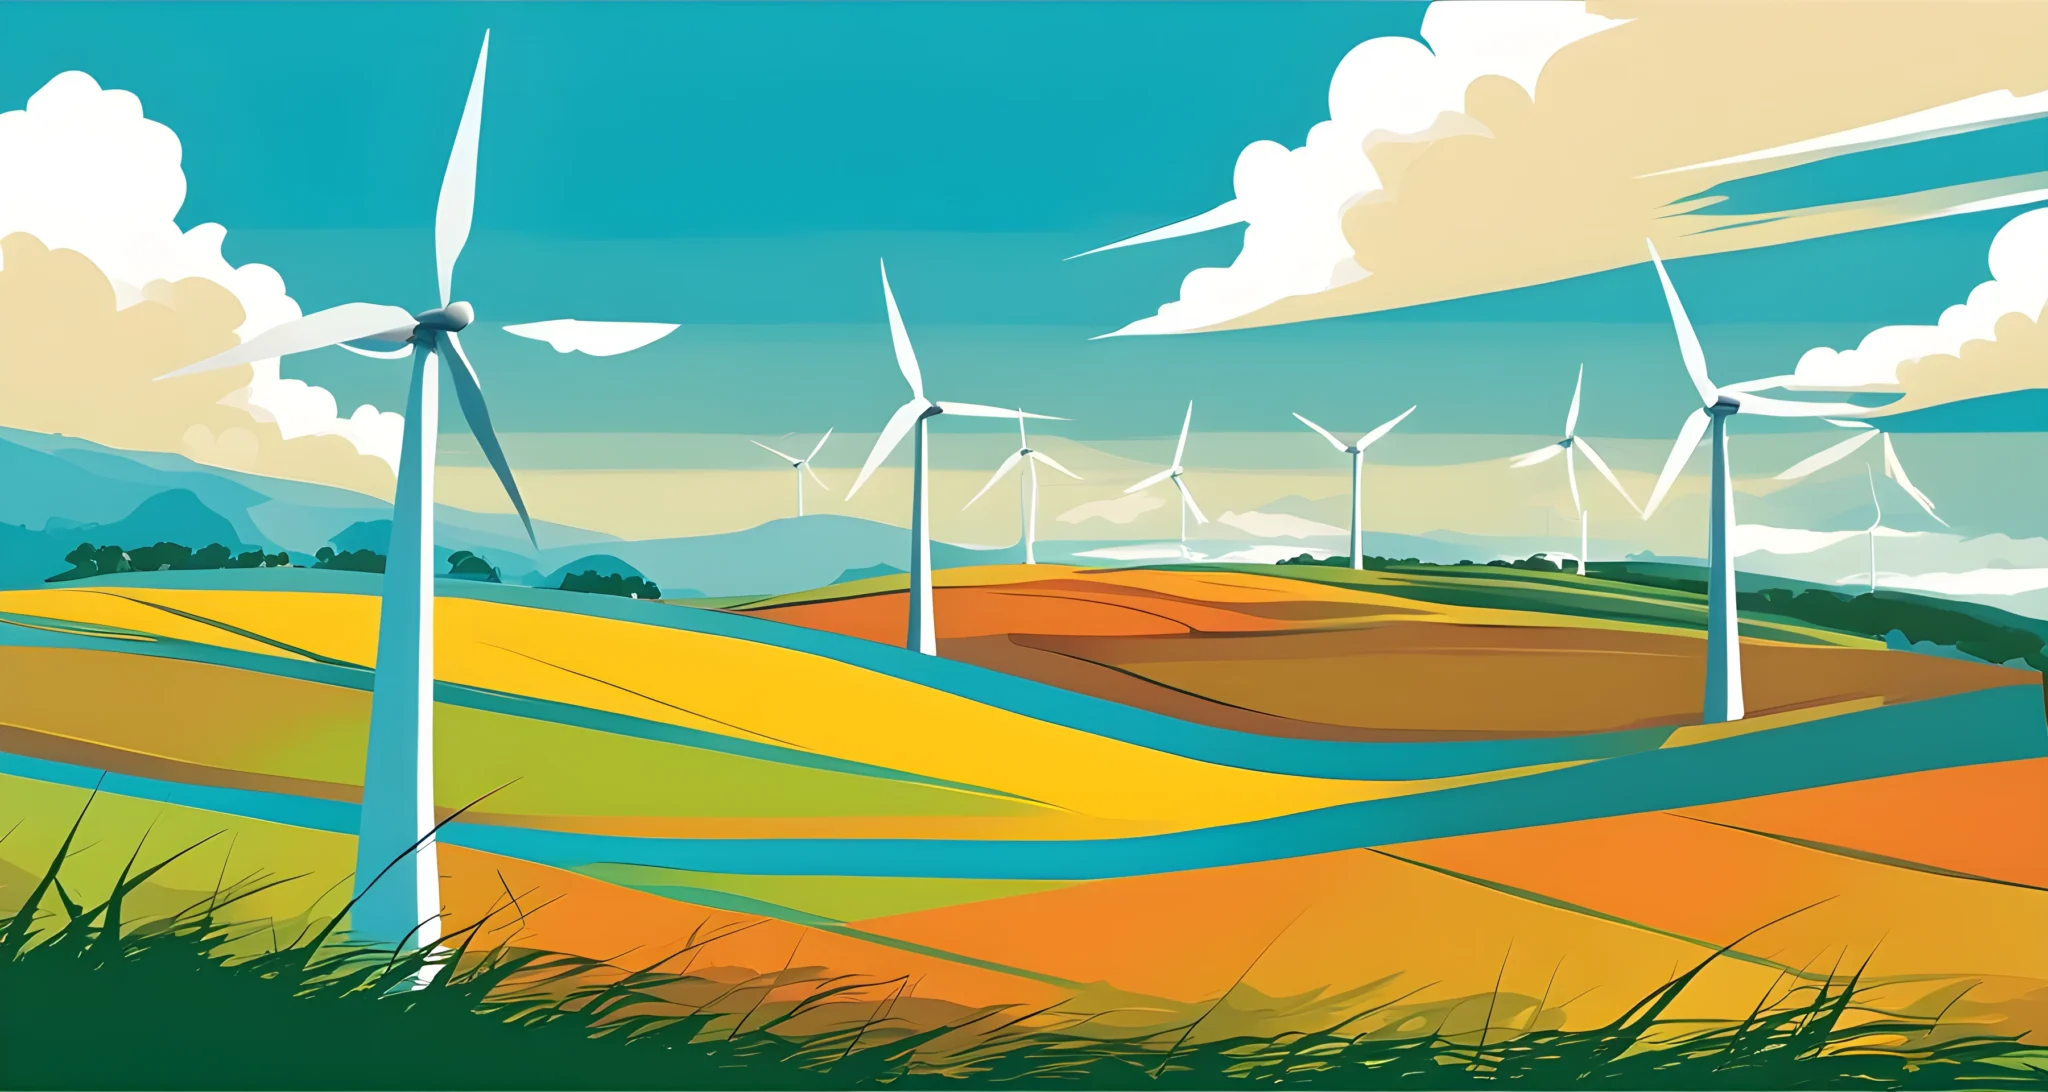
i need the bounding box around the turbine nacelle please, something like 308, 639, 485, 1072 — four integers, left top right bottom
416, 301, 475, 332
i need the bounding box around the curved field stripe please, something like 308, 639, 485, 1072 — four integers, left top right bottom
11, 574, 1682, 779
4, 683, 2037, 884
0, 616, 1025, 800
438, 583, 1686, 779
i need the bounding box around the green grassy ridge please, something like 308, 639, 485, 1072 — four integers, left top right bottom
6, 818, 2047, 1089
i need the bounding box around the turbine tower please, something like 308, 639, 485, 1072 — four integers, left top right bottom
965, 413, 1080, 565
161, 32, 654, 953
1862, 465, 1882, 594
1510, 365, 1640, 574
847, 262, 1055, 655
751, 430, 832, 517
1291, 406, 1415, 570
1125, 402, 1207, 559
1639, 240, 1864, 725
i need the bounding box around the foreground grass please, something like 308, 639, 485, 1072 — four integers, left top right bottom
5, 816, 2048, 1088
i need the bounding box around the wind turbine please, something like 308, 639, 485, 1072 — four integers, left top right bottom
1291, 406, 1415, 570
846, 261, 1056, 655
751, 430, 832, 517
158, 32, 615, 954
1861, 465, 1882, 594
1510, 365, 1641, 574
1125, 402, 1207, 559
964, 414, 1080, 565
1638, 240, 1865, 724
1775, 419, 1947, 527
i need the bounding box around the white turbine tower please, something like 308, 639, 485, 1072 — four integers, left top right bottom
847, 261, 1055, 655
1639, 240, 1865, 725
1291, 406, 1415, 570
751, 431, 832, 517
1862, 465, 1882, 594
160, 32, 653, 952
965, 414, 1080, 565
1125, 402, 1207, 559
1510, 365, 1641, 574
1775, 419, 1947, 527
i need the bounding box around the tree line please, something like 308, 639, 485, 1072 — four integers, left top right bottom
49, 541, 292, 582
47, 540, 664, 602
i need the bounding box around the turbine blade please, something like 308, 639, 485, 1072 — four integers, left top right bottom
1645, 239, 1719, 408
878, 260, 925, 401
157, 303, 418, 379
1722, 374, 1801, 393
1029, 451, 1081, 479
1564, 364, 1583, 436
1510, 443, 1566, 468
1292, 412, 1348, 452
338, 341, 415, 360
1174, 476, 1207, 524
847, 399, 927, 498
1016, 411, 1028, 449
750, 439, 798, 462
1866, 464, 1882, 530
1354, 405, 1416, 452
1124, 467, 1174, 494
1173, 401, 1193, 467
1566, 445, 1581, 512
964, 450, 1024, 509
1732, 392, 1872, 418
1573, 438, 1642, 517
437, 30, 489, 308
804, 461, 832, 492
440, 330, 533, 546
1774, 428, 1878, 480
934, 402, 1062, 419
806, 428, 833, 463
1882, 434, 1947, 526
1643, 407, 1711, 519
1826, 417, 1876, 429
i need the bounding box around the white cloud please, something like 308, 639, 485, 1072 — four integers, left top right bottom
1218, 509, 1346, 539
0, 72, 402, 468
503, 319, 680, 357
1209, 544, 1339, 565
1734, 523, 1922, 558
1782, 207, 2048, 393
1850, 567, 2048, 597
1057, 491, 1165, 526
1091, 1, 1622, 336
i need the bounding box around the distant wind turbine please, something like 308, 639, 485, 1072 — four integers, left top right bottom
1510, 365, 1640, 574
1125, 402, 1206, 559
1862, 465, 1882, 594
752, 430, 832, 517
1639, 240, 1866, 725
965, 414, 1080, 565
1775, 419, 1947, 527
1291, 405, 1415, 570
847, 261, 1057, 655
158, 31, 653, 954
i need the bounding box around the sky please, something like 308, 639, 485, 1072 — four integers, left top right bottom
3, 1, 2048, 592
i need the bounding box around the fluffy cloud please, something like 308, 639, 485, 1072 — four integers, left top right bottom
0, 72, 401, 483
1778, 208, 2048, 413
1056, 491, 1165, 526
1218, 509, 1346, 539
1092, 1, 2048, 335
503, 319, 680, 357
0, 233, 390, 492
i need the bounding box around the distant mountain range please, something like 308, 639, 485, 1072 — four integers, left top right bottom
8, 427, 2044, 618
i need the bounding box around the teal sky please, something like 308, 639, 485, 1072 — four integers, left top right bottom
3, 1, 2039, 443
